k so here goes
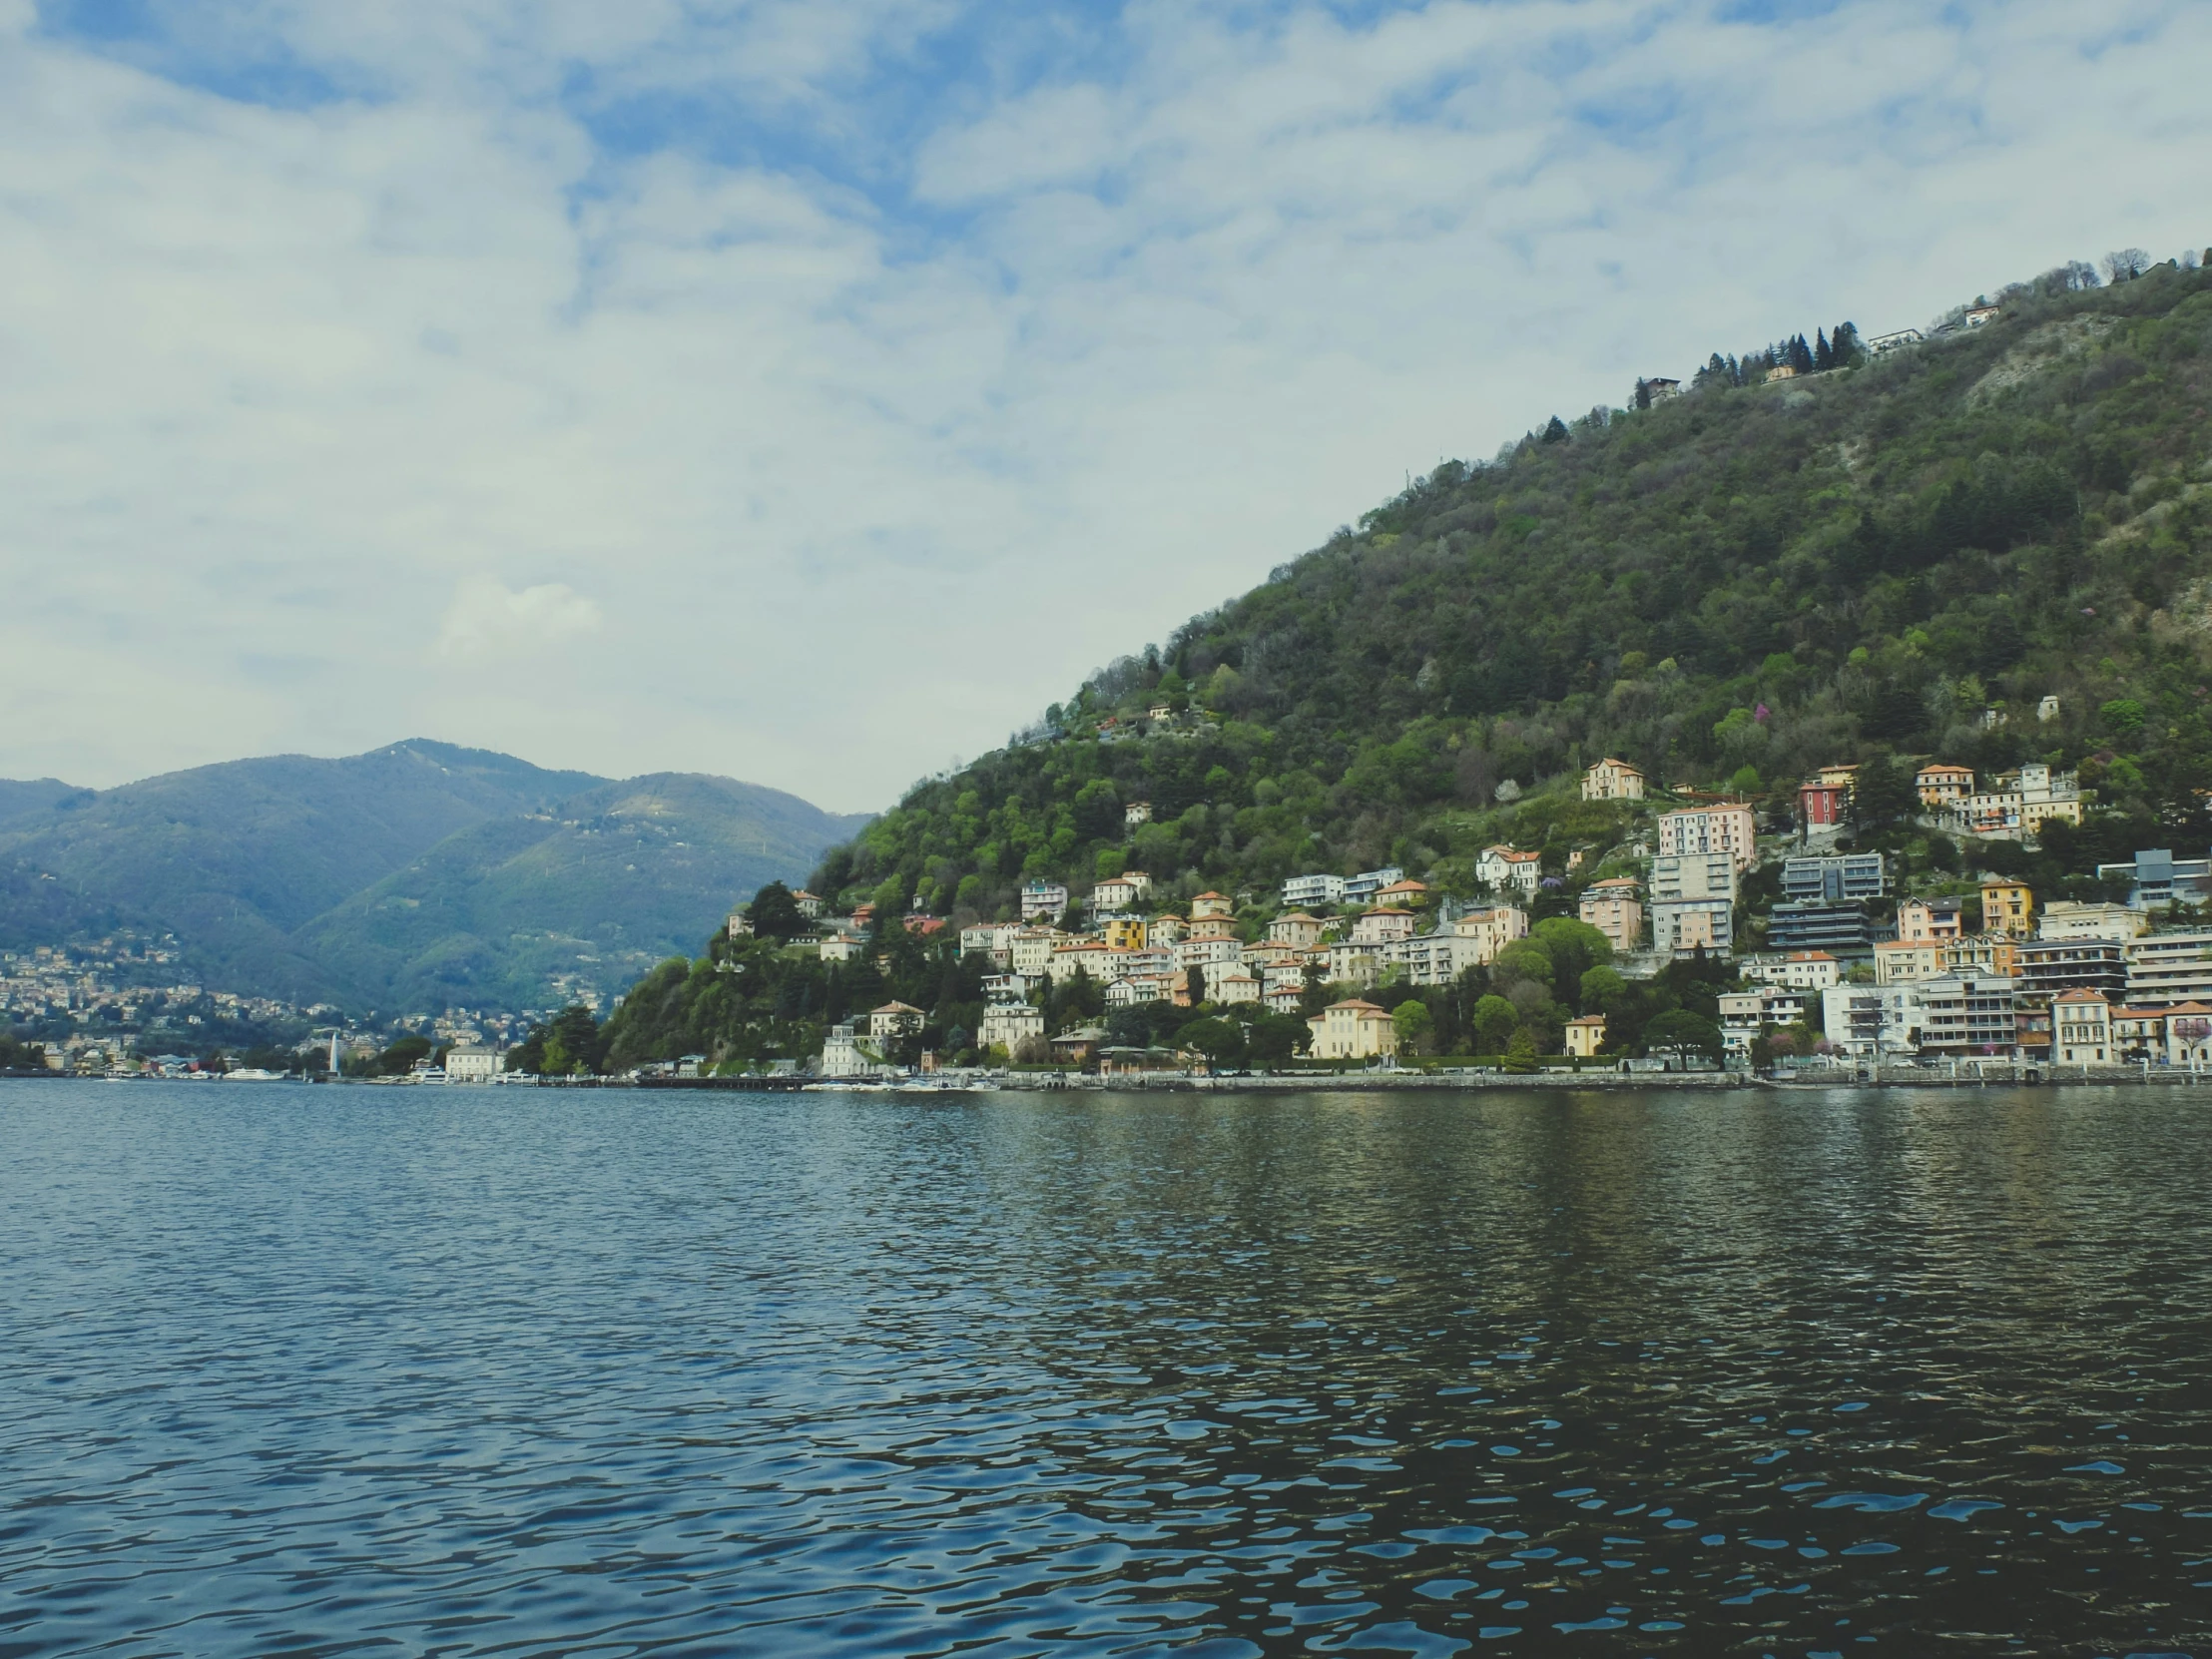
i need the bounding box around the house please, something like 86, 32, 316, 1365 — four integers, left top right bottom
1095, 915, 1144, 951
980, 1003, 1044, 1052
1452, 905, 1530, 963
2124, 930, 2212, 1006
1896, 896, 1963, 942
1385, 928, 1483, 986
1582, 758, 1646, 802
1653, 897, 1733, 955
1269, 911, 1326, 948
793, 889, 825, 918
1148, 702, 1173, 721
2038, 695, 2061, 723
2015, 994, 2053, 1065
1187, 915, 1239, 944
1874, 939, 1944, 984
1644, 378, 1682, 400
2162, 1002, 2212, 1066
960, 920, 1020, 963
820, 934, 865, 964
1374, 878, 1430, 907
444, 1045, 500, 1084
1146, 914, 1185, 945
1009, 927, 1063, 976
1211, 970, 1262, 1006
1943, 934, 2018, 978
2038, 901, 2148, 941
1868, 328, 1924, 353
1047, 940, 1114, 986
1798, 781, 1850, 830
1264, 984, 1305, 1015
1191, 890, 1235, 921
1817, 764, 1860, 793
1719, 986, 1807, 1054
1915, 765, 1974, 808
1350, 907, 1417, 945
1979, 877, 2033, 935
2110, 1003, 2168, 1063
1307, 999, 1399, 1061
1742, 950, 1840, 991
1578, 877, 1643, 953
726, 911, 755, 938
1327, 940, 1382, 986
1092, 872, 1148, 912
1564, 1013, 1607, 1058
1053, 1027, 1107, 1065
1964, 303, 2001, 327
1782, 852, 1886, 902
2052, 988, 2111, 1064
1282, 873, 1347, 907
1020, 881, 1070, 921
1821, 984, 1926, 1056
867, 1002, 925, 1040
1106, 974, 1174, 1008
1475, 845, 1544, 893
1766, 362, 1798, 381
1657, 804, 1758, 872
821, 1021, 873, 1076
1125, 802, 1153, 828
1343, 867, 1406, 904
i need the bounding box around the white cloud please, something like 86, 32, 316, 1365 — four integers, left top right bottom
436, 577, 602, 657
0, 0, 2209, 812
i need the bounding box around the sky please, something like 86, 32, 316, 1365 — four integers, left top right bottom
2, 0, 2209, 814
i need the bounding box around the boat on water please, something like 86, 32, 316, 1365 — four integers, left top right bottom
223, 1068, 285, 1082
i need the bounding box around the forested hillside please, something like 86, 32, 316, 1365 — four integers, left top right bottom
812, 253, 2212, 919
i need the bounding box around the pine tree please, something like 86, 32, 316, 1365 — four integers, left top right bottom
1541, 415, 1570, 444
1814, 328, 1834, 370
1634, 377, 1651, 410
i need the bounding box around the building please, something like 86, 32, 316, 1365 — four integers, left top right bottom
1191, 890, 1235, 921
1384, 929, 1472, 987
2038, 901, 2148, 941
1176, 935, 1244, 973
2162, 1002, 2212, 1066
1092, 872, 1152, 912
866, 1002, 925, 1040
1719, 986, 1808, 1054
2123, 930, 2212, 1007
1327, 940, 1382, 986
1350, 907, 1416, 945
1979, 877, 2033, 936
726, 910, 754, 938
1781, 852, 1887, 902
1578, 877, 1643, 953
1896, 896, 1963, 942
1307, 999, 1399, 1061
1915, 764, 1975, 808
1821, 983, 1925, 1056
820, 934, 865, 964
444, 1045, 500, 1084
793, 889, 825, 918
2051, 989, 2112, 1064
1343, 867, 1406, 904
1644, 377, 1682, 400
1124, 802, 1152, 828
1653, 897, 1733, 955
979, 1003, 1044, 1052
1020, 881, 1071, 921
1917, 975, 2017, 1056
1582, 758, 1646, 802
1564, 1013, 1608, 1058
1047, 940, 1114, 986
1651, 851, 1738, 904
1798, 781, 1849, 830
1146, 914, 1185, 945
1211, 970, 1262, 1006
1100, 915, 1148, 951
1374, 878, 1430, 908
1269, 911, 1326, 948
1869, 328, 1924, 353
1106, 974, 1174, 1008
1951, 765, 2083, 837
1742, 951, 1841, 992
2015, 939, 2127, 1000
1766, 902, 1871, 952
1657, 804, 1758, 872
2015, 993, 2053, 1065
1963, 303, 2001, 326
820, 1021, 872, 1075
1452, 905, 1531, 963
2095, 848, 2212, 908
1874, 939, 1944, 984
960, 921, 1019, 963
1282, 873, 1347, 908
1943, 934, 2017, 978
1475, 845, 1544, 894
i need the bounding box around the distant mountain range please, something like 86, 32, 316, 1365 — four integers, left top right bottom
0, 742, 870, 1013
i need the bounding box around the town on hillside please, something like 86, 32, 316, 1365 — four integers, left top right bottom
756, 740, 2212, 1081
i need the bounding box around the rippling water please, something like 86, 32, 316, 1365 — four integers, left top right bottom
4, 1079, 2210, 1657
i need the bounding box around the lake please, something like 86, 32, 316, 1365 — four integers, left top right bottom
2, 1079, 2207, 1656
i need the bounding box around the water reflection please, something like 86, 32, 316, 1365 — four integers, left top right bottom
1, 1081, 2207, 1656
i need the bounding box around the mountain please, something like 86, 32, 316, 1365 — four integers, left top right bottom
0, 742, 869, 1011
811, 255, 2212, 918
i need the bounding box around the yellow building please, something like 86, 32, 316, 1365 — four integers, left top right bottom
1577, 877, 1643, 953
1581, 758, 1646, 802
1101, 915, 1147, 951
1943, 934, 2018, 977
1915, 763, 1974, 807
1307, 999, 1399, 1061
1564, 1013, 1607, 1058
1268, 911, 1325, 948
1191, 890, 1235, 921
1979, 878, 2033, 936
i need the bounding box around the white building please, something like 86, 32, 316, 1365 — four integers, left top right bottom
1009, 928, 1063, 976
1581, 758, 1646, 802
444, 1045, 501, 1084
1474, 845, 1543, 894
1282, 872, 1347, 907
1916, 975, 2017, 1056
1020, 881, 1071, 921
1652, 897, 1733, 955
1452, 905, 1530, 963
980, 1002, 1045, 1051
1343, 867, 1406, 904
2037, 901, 2148, 941
1821, 984, 1926, 1056
1718, 986, 1808, 1054
1176, 935, 1245, 971
821, 1021, 882, 1076
1328, 940, 1382, 986
1651, 851, 1738, 903
1384, 929, 1474, 987
2052, 988, 2112, 1064
2124, 931, 2212, 1007
1350, 907, 1417, 945
820, 934, 864, 964
1741, 951, 1840, 992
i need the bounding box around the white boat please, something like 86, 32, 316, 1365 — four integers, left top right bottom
223, 1068, 284, 1082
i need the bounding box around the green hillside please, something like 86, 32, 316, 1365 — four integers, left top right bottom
812, 256, 2212, 919
292, 773, 872, 1011
0, 744, 866, 1012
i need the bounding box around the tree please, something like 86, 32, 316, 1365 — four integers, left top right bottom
1853, 755, 1917, 830
1633, 378, 1652, 411
1181, 1016, 1247, 1070
1473, 994, 1518, 1054
1532, 916, 1612, 996
1185, 962, 1208, 1008
1541, 415, 1570, 444
1579, 964, 1628, 1013
376, 1034, 433, 1075
1391, 999, 1433, 1056
1643, 1009, 1724, 1063
2103, 248, 2150, 284
745, 880, 807, 942
1248, 1010, 1310, 1068
1504, 1026, 1539, 1073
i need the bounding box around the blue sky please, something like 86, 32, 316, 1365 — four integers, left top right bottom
3, 0, 2209, 809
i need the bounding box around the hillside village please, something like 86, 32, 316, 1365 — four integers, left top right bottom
765, 739, 2212, 1079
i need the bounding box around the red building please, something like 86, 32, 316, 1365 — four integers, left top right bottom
1799, 782, 1849, 829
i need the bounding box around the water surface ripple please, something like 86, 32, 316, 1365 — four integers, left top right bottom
3, 1081, 2209, 1656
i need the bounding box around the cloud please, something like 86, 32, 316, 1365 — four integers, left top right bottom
436, 577, 603, 658
1, 0, 2209, 813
